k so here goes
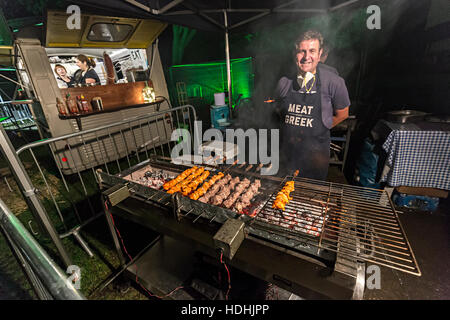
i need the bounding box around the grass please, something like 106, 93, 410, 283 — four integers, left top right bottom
0, 129, 172, 300
0, 173, 150, 300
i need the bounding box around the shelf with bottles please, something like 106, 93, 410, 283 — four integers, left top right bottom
57, 97, 164, 120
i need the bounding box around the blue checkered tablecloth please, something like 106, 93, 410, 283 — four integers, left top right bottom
381, 130, 450, 190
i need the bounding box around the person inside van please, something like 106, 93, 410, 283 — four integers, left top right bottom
54, 64, 75, 88
73, 54, 101, 86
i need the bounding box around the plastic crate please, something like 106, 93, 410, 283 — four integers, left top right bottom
392, 192, 440, 211
210, 105, 230, 129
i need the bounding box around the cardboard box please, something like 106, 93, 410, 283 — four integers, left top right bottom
396, 186, 448, 199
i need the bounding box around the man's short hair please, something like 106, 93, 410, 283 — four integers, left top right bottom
295, 30, 324, 51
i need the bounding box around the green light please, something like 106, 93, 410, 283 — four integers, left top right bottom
13, 29, 18, 32
169, 57, 254, 107
0, 117, 10, 122
34, 22, 43, 26
0, 68, 15, 71
171, 57, 251, 68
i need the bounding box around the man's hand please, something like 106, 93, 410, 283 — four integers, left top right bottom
332, 106, 349, 128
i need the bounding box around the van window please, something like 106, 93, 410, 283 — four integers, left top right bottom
87, 23, 133, 42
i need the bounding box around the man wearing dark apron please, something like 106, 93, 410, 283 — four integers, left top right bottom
274, 30, 350, 180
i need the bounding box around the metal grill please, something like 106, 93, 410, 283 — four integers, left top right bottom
255, 176, 421, 276
96, 157, 422, 277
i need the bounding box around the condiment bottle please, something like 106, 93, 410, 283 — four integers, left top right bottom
66, 93, 79, 114
56, 98, 68, 115
76, 96, 84, 113
80, 95, 91, 113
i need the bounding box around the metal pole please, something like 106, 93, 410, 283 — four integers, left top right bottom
0, 198, 84, 300
0, 124, 72, 267
224, 10, 232, 117
1, 227, 53, 299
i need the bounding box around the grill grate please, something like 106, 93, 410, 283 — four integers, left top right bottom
255, 176, 421, 276
105, 157, 421, 277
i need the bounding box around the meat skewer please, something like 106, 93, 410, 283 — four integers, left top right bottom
237, 162, 246, 169
232, 180, 261, 213
167, 167, 205, 194
221, 178, 251, 208
190, 171, 224, 200
223, 159, 239, 174
163, 166, 197, 190
199, 174, 234, 203
272, 180, 295, 210
209, 175, 236, 205
181, 170, 210, 196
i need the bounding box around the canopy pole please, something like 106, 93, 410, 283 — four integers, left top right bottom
223, 10, 232, 117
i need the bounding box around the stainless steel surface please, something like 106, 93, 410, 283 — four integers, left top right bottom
99, 158, 334, 269
424, 114, 450, 123
351, 262, 366, 300
385, 110, 427, 123
96, 153, 422, 300
125, 235, 196, 300
98, 157, 419, 276
104, 184, 131, 207
213, 218, 245, 260
0, 198, 85, 300
256, 176, 421, 276
110, 196, 357, 299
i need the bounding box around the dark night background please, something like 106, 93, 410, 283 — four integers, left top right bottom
1, 0, 448, 113
0, 0, 449, 179
0, 1, 449, 301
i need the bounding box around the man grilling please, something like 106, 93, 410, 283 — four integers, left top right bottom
274, 30, 350, 180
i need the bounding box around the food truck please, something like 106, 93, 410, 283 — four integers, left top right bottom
15, 10, 173, 174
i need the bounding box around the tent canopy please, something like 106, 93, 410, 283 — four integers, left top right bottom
66, 0, 370, 111
68, 0, 369, 33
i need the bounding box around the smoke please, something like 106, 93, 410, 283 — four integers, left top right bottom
231, 2, 365, 131
225, 0, 440, 165
231, 0, 430, 125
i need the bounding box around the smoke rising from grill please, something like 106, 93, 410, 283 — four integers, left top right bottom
230, 0, 427, 129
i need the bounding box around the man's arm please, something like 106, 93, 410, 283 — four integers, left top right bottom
330, 75, 350, 128
332, 106, 349, 127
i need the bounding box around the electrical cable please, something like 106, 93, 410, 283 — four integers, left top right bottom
104, 200, 184, 299
219, 250, 231, 300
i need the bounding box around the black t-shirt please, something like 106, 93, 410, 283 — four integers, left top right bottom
57, 76, 75, 88
274, 66, 350, 129
73, 68, 100, 85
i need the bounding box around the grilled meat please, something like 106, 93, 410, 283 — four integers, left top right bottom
272, 180, 294, 211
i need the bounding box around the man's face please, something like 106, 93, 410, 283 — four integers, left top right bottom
295, 39, 322, 74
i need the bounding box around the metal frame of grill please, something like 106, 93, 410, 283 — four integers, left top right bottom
253, 176, 422, 276
97, 156, 421, 277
